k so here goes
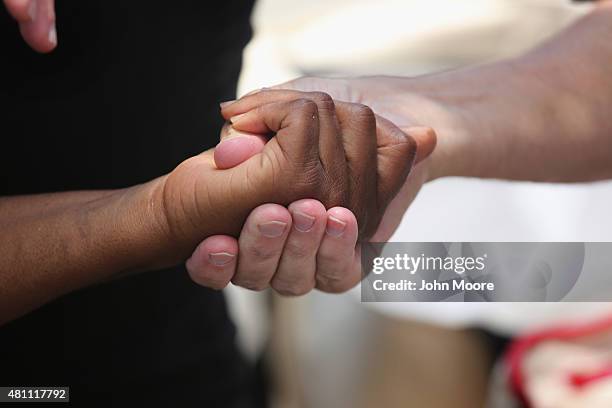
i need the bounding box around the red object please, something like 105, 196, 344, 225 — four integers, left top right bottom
569, 366, 612, 389
505, 315, 612, 408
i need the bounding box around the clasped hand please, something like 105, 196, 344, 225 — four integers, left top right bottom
165, 89, 436, 295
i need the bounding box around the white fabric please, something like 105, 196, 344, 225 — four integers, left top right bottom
230, 0, 606, 341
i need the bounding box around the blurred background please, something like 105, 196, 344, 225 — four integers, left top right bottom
225, 0, 612, 407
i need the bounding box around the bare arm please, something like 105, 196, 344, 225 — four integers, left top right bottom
286, 2, 612, 184
0, 179, 169, 325
393, 1, 612, 182
1, 92, 419, 325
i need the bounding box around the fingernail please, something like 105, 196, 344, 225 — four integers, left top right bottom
326, 215, 347, 237
225, 127, 257, 139
258, 221, 287, 238
229, 113, 247, 125
220, 100, 236, 108
209, 252, 235, 266
48, 25, 57, 46
293, 211, 316, 232
28, 0, 37, 20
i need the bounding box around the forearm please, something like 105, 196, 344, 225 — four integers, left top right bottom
0, 178, 170, 325
401, 2, 612, 182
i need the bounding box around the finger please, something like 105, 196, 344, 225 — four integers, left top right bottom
220, 88, 310, 120
232, 204, 292, 291
233, 98, 321, 165
214, 124, 267, 170
4, 0, 34, 21
221, 88, 334, 126
186, 235, 238, 290
315, 207, 361, 293
334, 102, 378, 237
375, 115, 418, 210
228, 90, 348, 204
299, 92, 346, 192
404, 126, 437, 165
18, 0, 57, 53
219, 121, 268, 144
272, 199, 327, 296
226, 90, 381, 236
214, 134, 266, 170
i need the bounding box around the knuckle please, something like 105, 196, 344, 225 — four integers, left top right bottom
272, 279, 313, 296
234, 278, 269, 292
309, 92, 335, 110
245, 245, 281, 262
391, 130, 418, 163
405, 138, 418, 163
379, 125, 417, 166
316, 249, 344, 268
316, 275, 352, 293
284, 240, 314, 260
387, 125, 414, 146
292, 99, 319, 122
351, 103, 376, 125
309, 91, 333, 103
396, 128, 417, 150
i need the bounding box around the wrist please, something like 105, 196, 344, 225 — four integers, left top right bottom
109, 176, 182, 272
383, 77, 479, 181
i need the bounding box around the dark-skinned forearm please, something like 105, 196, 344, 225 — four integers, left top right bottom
0, 177, 171, 325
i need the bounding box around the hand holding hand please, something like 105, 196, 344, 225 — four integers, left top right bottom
158, 89, 422, 269
185, 89, 436, 294
216, 89, 422, 238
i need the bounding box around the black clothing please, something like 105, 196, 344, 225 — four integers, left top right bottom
0, 1, 260, 407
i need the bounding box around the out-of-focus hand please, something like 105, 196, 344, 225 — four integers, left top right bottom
3, 0, 57, 53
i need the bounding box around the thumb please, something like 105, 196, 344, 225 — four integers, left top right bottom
401, 126, 437, 165
214, 123, 267, 170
